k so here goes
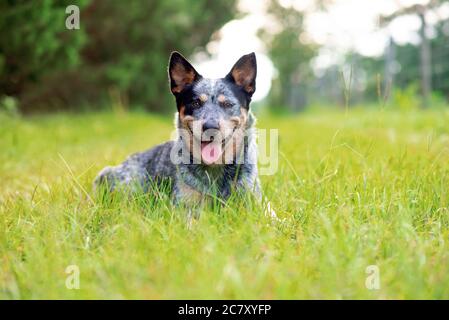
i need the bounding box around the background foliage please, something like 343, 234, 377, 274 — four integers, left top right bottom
259, 0, 316, 112
1, 0, 448, 113
0, 0, 236, 113
2, 109, 449, 299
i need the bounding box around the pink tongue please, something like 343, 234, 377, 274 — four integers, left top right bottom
201, 142, 222, 164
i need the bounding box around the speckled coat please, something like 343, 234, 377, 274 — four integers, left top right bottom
94, 52, 261, 205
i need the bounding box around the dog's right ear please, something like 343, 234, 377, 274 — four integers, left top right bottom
168, 52, 201, 94
225, 53, 257, 96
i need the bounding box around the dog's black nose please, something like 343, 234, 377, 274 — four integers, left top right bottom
202, 120, 220, 132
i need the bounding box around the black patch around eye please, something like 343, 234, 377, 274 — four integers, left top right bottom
221, 101, 234, 108
190, 99, 202, 108
222, 78, 251, 108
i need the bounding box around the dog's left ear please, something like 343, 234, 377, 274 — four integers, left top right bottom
226, 53, 257, 95
168, 51, 202, 94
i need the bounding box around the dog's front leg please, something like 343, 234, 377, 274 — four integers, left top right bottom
173, 180, 204, 226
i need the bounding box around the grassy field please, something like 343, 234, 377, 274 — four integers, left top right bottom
1, 107, 449, 299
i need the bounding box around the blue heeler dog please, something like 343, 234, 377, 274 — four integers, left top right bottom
94, 52, 261, 206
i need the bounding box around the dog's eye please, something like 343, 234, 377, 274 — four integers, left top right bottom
222, 101, 234, 108
191, 99, 202, 108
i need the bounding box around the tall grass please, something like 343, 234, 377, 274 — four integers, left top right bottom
1, 108, 449, 299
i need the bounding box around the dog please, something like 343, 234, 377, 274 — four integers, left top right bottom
94, 51, 261, 207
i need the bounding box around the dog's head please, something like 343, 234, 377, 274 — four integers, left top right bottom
168, 52, 257, 165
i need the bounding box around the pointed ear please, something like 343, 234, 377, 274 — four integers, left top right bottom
226, 53, 257, 95
168, 51, 201, 94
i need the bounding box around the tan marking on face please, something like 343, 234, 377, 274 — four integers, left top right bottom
228, 107, 248, 129
239, 107, 248, 128
179, 105, 196, 153
179, 105, 193, 127
219, 107, 248, 163
217, 94, 226, 103
179, 105, 185, 120
199, 93, 208, 103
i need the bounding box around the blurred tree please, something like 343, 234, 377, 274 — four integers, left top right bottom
312, 53, 385, 107
380, 0, 447, 107
0, 0, 89, 99
0, 0, 237, 113
259, 0, 316, 112
313, 0, 449, 108
79, 0, 237, 113
337, 18, 449, 106
309, 0, 448, 108
430, 19, 449, 100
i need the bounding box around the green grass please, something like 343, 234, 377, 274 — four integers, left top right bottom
1, 107, 449, 299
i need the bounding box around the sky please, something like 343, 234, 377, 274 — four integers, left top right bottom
195, 0, 449, 101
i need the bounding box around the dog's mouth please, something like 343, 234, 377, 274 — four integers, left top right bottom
184, 122, 238, 165
200, 140, 223, 165
199, 129, 238, 165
